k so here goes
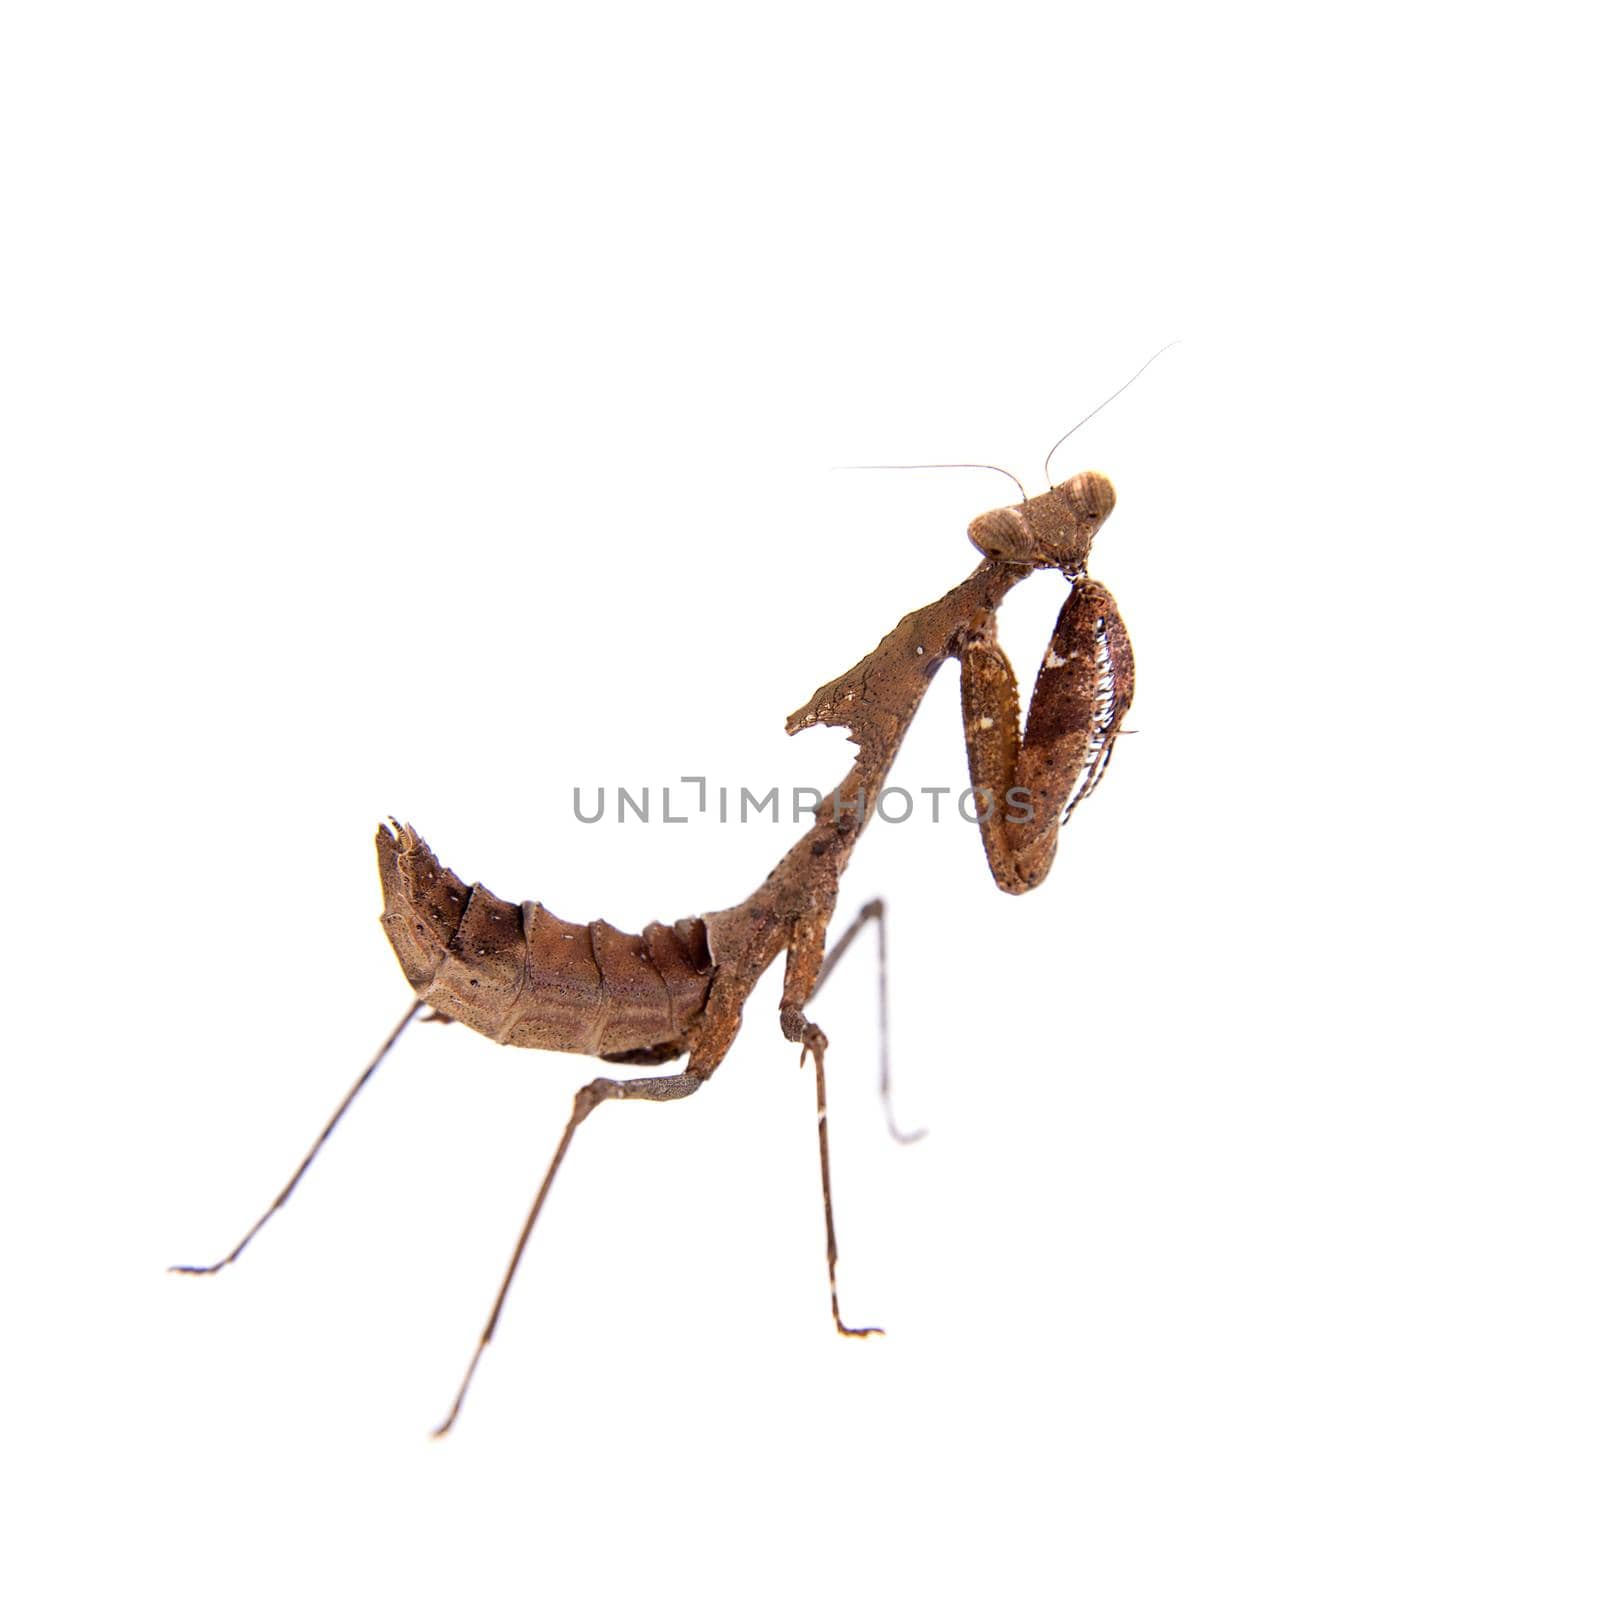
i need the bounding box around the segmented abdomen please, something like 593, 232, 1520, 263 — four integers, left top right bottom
376, 823, 711, 1055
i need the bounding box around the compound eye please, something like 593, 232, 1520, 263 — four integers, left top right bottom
1061, 470, 1116, 523
967, 507, 1034, 562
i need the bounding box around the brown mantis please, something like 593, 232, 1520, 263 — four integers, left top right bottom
173, 455, 1136, 1436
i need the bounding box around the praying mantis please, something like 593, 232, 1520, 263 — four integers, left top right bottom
174, 455, 1136, 1435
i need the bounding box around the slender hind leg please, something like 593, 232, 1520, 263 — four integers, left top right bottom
170, 1000, 424, 1275
432, 1067, 705, 1437
812, 897, 925, 1145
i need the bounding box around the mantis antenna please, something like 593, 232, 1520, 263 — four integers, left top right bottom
835, 461, 1029, 504
1043, 340, 1180, 487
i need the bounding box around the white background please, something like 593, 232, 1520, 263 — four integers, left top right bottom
4, 3, 1596, 1596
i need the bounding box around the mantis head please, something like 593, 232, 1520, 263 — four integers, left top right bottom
966, 470, 1115, 575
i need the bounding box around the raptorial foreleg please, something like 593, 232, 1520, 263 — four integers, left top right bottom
959, 577, 1135, 894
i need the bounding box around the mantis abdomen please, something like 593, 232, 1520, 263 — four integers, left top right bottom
377, 822, 712, 1056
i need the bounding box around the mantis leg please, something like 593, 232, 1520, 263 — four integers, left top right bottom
432, 1065, 706, 1437
812, 898, 923, 1145
779, 899, 915, 1340
960, 577, 1135, 895
170, 1000, 425, 1275
777, 1000, 884, 1342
